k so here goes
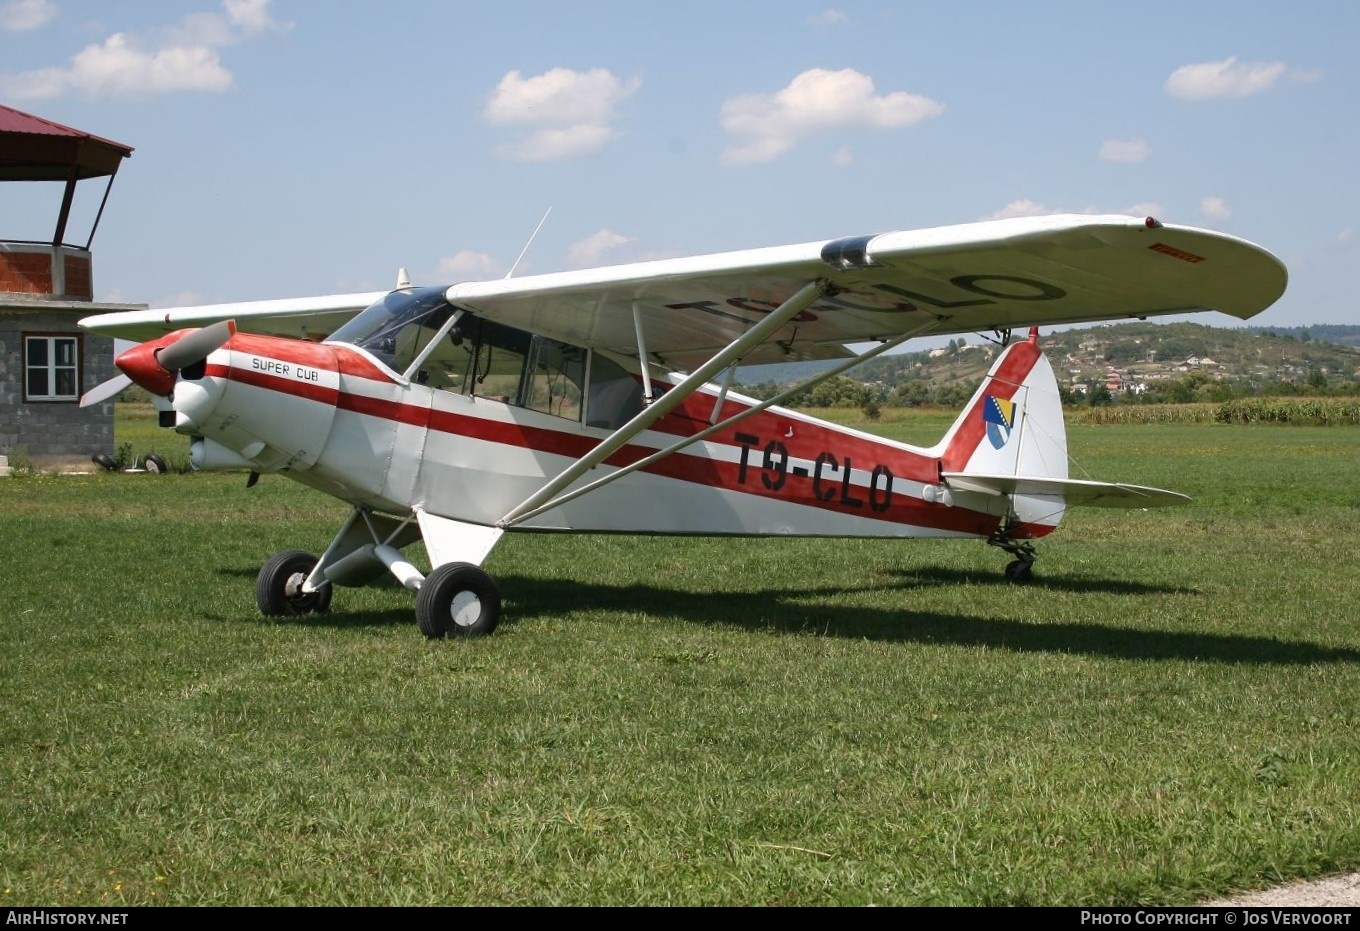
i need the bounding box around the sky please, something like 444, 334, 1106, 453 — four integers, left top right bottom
2, 0, 1356, 334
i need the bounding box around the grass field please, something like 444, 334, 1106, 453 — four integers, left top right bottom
1, 407, 1358, 905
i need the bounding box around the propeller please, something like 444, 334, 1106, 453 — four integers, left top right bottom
86, 319, 239, 404
79, 372, 133, 408
155, 320, 237, 373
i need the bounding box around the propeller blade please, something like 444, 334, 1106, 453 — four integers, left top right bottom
156, 319, 237, 372
79, 373, 133, 408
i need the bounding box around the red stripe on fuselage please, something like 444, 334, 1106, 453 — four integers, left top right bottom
210, 337, 1016, 536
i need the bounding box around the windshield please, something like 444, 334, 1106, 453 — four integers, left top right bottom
326, 287, 455, 373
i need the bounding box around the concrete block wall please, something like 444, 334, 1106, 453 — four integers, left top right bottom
0, 309, 116, 470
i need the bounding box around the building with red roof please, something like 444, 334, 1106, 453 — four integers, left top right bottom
1, 105, 147, 472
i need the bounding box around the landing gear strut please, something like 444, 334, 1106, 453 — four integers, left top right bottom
988, 526, 1036, 584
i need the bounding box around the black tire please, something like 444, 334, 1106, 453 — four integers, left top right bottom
256, 549, 333, 616
1004, 559, 1034, 584
415, 562, 501, 638
92, 453, 117, 472
144, 453, 168, 473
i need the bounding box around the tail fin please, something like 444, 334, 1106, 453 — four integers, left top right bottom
931, 328, 1070, 533
933, 329, 1189, 533
934, 328, 1068, 482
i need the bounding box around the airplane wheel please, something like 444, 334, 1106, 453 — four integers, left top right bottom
144, 453, 168, 473
1004, 559, 1034, 584
416, 562, 501, 638
256, 550, 333, 616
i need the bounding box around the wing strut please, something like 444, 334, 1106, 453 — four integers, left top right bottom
498, 309, 944, 529
632, 301, 656, 406
497, 278, 832, 528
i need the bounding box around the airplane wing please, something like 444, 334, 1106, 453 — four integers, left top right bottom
79, 291, 385, 342
79, 215, 1286, 370
445, 214, 1287, 368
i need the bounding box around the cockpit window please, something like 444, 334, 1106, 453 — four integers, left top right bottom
328, 291, 621, 427
459, 316, 532, 403
523, 335, 585, 420
326, 287, 455, 374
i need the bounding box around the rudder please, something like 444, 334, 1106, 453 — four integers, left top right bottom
932, 328, 1069, 532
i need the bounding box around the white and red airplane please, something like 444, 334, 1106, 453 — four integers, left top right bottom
79, 214, 1286, 637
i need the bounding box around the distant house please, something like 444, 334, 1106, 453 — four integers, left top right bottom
1, 105, 146, 473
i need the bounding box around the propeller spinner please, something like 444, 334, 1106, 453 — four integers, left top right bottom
80, 320, 237, 407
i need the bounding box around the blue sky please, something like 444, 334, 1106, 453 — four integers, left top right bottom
2, 0, 1355, 331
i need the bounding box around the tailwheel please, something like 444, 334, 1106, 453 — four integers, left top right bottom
416, 562, 501, 638
988, 525, 1037, 585
256, 549, 333, 616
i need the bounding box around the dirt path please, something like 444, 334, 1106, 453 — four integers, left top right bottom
1202, 872, 1360, 907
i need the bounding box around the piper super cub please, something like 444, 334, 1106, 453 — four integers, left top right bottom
80, 214, 1287, 637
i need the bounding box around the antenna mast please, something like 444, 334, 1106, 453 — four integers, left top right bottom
505, 207, 552, 279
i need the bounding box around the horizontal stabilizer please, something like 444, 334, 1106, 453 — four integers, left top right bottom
942, 472, 1190, 509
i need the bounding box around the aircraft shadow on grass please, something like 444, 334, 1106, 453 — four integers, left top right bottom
217, 565, 1360, 667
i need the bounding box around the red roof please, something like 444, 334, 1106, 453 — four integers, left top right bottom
0, 104, 133, 181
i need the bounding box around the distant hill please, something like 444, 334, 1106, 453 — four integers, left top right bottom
1243, 324, 1360, 348
738, 321, 1360, 404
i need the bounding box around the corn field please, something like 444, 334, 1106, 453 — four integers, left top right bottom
1068, 398, 1360, 426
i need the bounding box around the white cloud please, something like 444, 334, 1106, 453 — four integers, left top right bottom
1164, 57, 1288, 100
437, 250, 506, 281
485, 67, 640, 161
1126, 202, 1166, 219
808, 10, 849, 27
0, 0, 54, 31
830, 145, 854, 167
224, 0, 286, 32
1098, 138, 1151, 164
982, 201, 1162, 222
566, 229, 633, 268
0, 1, 289, 99
495, 124, 617, 162
981, 199, 1053, 221
150, 290, 206, 310
720, 68, 944, 165
1199, 196, 1232, 220
1339, 228, 1357, 245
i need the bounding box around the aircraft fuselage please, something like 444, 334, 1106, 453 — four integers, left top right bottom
171, 332, 1047, 542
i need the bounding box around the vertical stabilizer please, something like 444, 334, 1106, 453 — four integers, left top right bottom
933, 328, 1069, 530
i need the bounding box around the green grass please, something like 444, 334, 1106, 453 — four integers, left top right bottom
1, 409, 1358, 905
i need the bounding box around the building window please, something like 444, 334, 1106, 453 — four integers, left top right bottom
24, 334, 81, 402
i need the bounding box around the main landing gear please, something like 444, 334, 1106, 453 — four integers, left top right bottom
256, 550, 333, 615
254, 550, 502, 636
987, 527, 1036, 585
255, 508, 507, 637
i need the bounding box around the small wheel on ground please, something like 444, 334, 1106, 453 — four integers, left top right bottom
256, 549, 332, 616
144, 453, 168, 473
92, 453, 117, 471
416, 562, 501, 638
1004, 559, 1034, 584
